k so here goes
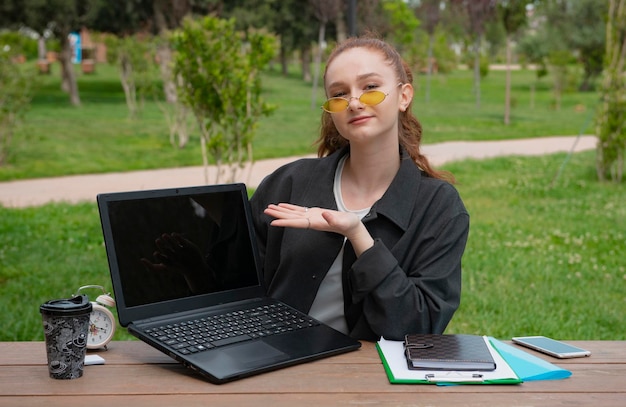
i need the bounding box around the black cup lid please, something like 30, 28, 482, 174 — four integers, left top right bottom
40, 295, 92, 316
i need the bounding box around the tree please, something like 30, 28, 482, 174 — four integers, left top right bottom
568, 0, 607, 92
225, 30, 277, 181
414, 0, 441, 103
498, 0, 528, 125
595, 0, 626, 183
91, 0, 220, 147
172, 16, 276, 183
309, 0, 342, 109
151, 0, 222, 102
102, 34, 159, 119
382, 0, 420, 53
267, 0, 316, 80
91, 0, 220, 104
518, 0, 606, 110
223, 0, 277, 32
222, 0, 315, 79
533, 0, 576, 111
517, 12, 550, 109
380, 0, 421, 95
356, 0, 388, 36
20, 0, 102, 106
450, 0, 497, 109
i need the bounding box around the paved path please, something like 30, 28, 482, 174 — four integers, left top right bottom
0, 135, 597, 208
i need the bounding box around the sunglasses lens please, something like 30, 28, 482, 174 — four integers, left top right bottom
360, 90, 386, 106
322, 98, 349, 113
322, 90, 388, 113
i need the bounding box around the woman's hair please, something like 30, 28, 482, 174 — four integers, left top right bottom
315, 36, 453, 182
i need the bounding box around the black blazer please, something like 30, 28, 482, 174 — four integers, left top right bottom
250, 146, 469, 341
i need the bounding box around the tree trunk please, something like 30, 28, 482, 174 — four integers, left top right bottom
280, 43, 288, 76
153, 1, 177, 103
59, 35, 81, 106
119, 55, 137, 118
504, 34, 512, 125
553, 65, 563, 111
37, 37, 46, 60
301, 44, 312, 83
473, 35, 481, 109
425, 33, 434, 103
311, 22, 326, 109
335, 10, 347, 43
595, 0, 626, 183
157, 45, 177, 103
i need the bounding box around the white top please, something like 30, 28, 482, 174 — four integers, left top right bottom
308, 155, 370, 334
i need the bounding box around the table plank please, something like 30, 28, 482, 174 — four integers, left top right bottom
2, 340, 376, 366
3, 340, 624, 365
1, 393, 625, 407
2, 361, 625, 396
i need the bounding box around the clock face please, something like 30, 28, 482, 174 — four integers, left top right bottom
88, 306, 115, 349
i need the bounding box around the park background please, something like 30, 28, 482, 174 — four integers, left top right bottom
0, 1, 624, 342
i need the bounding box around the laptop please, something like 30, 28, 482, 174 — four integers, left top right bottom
96, 183, 360, 383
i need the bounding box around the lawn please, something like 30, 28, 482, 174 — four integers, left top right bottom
1, 63, 599, 181
1, 62, 623, 342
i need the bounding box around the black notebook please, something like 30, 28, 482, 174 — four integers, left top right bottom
404, 334, 496, 371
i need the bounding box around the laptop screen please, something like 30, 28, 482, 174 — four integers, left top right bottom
98, 184, 262, 323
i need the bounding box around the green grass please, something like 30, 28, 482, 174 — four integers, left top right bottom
1, 62, 623, 342
415, 72, 597, 141
1, 63, 599, 181
1, 151, 624, 341
445, 151, 625, 339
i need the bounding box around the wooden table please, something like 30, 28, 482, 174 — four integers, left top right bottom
1, 340, 624, 406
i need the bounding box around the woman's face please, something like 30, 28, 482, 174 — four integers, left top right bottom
324, 47, 412, 147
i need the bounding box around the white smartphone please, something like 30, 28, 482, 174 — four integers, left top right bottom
512, 336, 591, 358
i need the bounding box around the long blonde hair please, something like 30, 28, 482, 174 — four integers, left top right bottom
316, 36, 453, 182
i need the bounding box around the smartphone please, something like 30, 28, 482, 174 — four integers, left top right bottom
512, 336, 591, 358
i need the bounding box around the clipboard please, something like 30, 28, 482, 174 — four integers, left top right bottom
376, 336, 522, 385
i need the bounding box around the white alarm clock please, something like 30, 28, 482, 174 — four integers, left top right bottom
77, 285, 117, 350
87, 293, 116, 350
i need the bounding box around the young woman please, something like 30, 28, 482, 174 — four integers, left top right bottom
250, 36, 469, 341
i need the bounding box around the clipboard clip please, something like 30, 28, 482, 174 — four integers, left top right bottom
425, 372, 484, 383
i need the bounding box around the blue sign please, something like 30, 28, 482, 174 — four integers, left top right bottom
69, 32, 81, 64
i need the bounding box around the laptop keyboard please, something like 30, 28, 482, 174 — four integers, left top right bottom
145, 303, 320, 355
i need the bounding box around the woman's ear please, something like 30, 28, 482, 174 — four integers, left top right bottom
398, 83, 414, 112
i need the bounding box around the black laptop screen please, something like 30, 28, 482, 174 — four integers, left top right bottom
103, 188, 259, 308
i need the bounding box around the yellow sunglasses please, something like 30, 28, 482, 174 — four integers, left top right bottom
321, 84, 403, 113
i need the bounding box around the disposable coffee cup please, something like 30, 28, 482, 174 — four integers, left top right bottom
40, 295, 92, 379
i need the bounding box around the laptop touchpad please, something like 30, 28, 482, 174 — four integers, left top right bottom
223, 341, 289, 368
